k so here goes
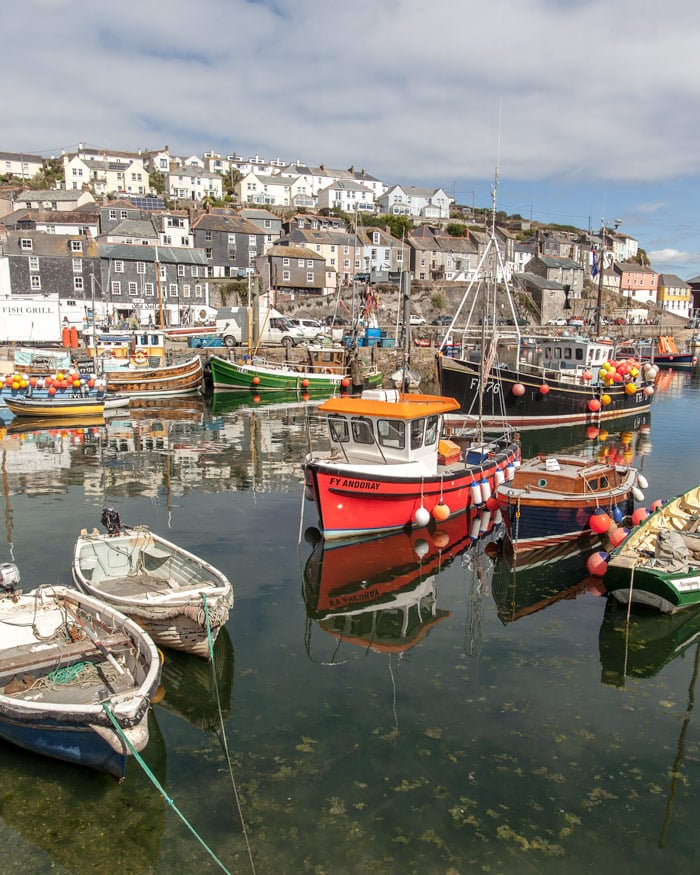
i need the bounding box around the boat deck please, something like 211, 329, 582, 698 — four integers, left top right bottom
0, 632, 137, 705
93, 573, 175, 598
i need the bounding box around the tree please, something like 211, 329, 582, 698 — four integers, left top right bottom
446, 222, 467, 237
149, 169, 165, 194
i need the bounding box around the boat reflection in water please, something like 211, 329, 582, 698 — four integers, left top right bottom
302, 509, 497, 662
492, 535, 602, 625
598, 600, 700, 687
157, 626, 234, 732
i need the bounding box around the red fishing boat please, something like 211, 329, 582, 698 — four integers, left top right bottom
303, 389, 520, 540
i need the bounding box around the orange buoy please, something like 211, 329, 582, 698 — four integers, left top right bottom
432, 501, 450, 521
589, 508, 612, 533
539, 383, 550, 394
588, 398, 601, 412
512, 382, 525, 396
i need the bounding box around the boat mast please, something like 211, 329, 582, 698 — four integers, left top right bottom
594, 221, 605, 336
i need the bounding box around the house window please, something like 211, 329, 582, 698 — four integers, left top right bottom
74, 276, 84, 292
163, 235, 172, 245
120, 210, 128, 219
307, 259, 313, 268
109, 210, 117, 220
20, 238, 32, 250
114, 260, 124, 273
194, 284, 203, 298
112, 281, 121, 295
159, 265, 166, 281
282, 257, 290, 266
248, 235, 257, 247
30, 275, 41, 290
144, 283, 154, 297
206, 248, 213, 259
169, 283, 178, 298
28, 256, 39, 271
191, 266, 198, 277
183, 284, 191, 298
128, 282, 138, 296
282, 270, 291, 281
177, 264, 185, 276
229, 249, 236, 261
137, 261, 146, 274
306, 272, 314, 283
73, 258, 82, 273
205, 230, 212, 241
70, 240, 82, 252
298, 259, 304, 268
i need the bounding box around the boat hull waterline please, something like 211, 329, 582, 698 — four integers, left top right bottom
438, 355, 654, 431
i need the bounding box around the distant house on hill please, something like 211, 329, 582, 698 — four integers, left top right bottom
656, 273, 692, 320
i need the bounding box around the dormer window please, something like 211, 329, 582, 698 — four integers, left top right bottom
20, 238, 32, 250
70, 240, 83, 252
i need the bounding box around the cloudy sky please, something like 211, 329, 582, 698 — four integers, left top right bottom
5, 0, 700, 278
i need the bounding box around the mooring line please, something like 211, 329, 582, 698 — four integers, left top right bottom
101, 703, 231, 875
203, 594, 257, 875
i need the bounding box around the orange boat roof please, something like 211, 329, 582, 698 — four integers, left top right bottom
319, 392, 460, 419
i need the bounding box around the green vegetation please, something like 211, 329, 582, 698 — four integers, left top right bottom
445, 223, 467, 237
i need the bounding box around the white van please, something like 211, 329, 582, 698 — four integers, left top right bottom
215, 307, 305, 349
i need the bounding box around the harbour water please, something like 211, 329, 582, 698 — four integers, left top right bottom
1, 369, 699, 874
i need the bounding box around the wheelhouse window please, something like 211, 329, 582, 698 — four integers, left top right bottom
328, 416, 350, 443
377, 419, 405, 449
351, 417, 375, 445
410, 418, 425, 449
425, 415, 439, 446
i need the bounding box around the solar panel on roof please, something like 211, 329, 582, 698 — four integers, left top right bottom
127, 196, 165, 211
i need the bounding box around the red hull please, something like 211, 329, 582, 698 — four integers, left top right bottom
305, 445, 520, 539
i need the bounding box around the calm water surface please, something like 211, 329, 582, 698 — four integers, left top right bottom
1, 371, 700, 874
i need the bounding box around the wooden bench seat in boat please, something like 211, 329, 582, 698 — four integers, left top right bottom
0, 632, 130, 687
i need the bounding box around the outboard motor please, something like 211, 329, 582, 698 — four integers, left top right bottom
0, 562, 21, 594
101, 507, 121, 535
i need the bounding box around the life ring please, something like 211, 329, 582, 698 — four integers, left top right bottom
131, 351, 148, 366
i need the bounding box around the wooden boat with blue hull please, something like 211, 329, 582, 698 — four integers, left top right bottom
72, 509, 234, 659
4, 394, 106, 419
438, 333, 657, 431
0, 576, 161, 778
604, 484, 700, 613
496, 454, 638, 554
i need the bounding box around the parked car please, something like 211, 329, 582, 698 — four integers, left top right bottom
409, 314, 426, 326
431, 316, 452, 326
546, 317, 567, 326
613, 317, 627, 325
567, 318, 585, 328
289, 318, 323, 340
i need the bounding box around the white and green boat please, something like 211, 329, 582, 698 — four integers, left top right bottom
209, 344, 382, 394
604, 484, 700, 613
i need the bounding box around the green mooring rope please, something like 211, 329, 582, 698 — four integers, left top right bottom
101, 703, 232, 875
48, 662, 89, 685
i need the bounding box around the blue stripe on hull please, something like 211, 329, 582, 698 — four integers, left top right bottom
0, 721, 128, 778
504, 499, 633, 542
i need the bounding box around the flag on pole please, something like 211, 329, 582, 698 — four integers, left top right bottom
591, 248, 599, 278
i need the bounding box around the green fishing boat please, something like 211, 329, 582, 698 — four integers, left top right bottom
604, 484, 700, 613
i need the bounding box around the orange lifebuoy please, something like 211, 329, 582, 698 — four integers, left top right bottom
131, 351, 148, 366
